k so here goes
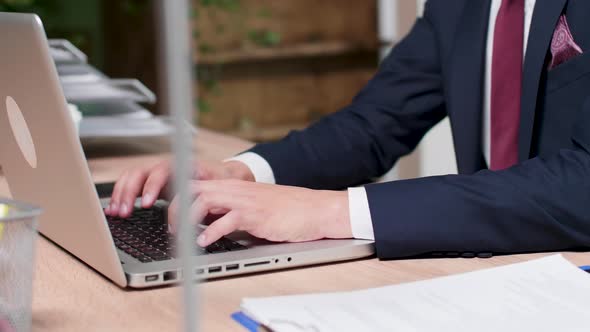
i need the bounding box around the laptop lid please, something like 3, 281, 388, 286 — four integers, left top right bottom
0, 13, 126, 287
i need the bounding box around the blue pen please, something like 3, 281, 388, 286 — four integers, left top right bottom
232, 312, 272, 332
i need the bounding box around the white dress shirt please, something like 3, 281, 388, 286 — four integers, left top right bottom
228, 0, 537, 241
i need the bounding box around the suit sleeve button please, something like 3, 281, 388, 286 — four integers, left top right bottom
461, 252, 476, 258
477, 252, 493, 258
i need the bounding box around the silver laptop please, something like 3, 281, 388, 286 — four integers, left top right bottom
0, 13, 374, 288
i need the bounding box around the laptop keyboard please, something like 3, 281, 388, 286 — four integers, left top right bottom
106, 206, 247, 263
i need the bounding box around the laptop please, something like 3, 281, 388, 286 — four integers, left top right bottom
0, 13, 374, 288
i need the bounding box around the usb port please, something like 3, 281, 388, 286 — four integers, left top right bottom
208, 266, 222, 273
163, 271, 178, 281
145, 274, 159, 282
195, 268, 205, 275
226, 264, 239, 271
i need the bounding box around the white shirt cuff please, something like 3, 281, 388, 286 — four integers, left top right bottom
347, 187, 375, 240
224, 152, 276, 184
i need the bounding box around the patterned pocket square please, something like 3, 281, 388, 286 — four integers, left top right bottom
548, 14, 583, 70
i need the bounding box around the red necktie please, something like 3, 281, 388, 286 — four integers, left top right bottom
490, 0, 524, 170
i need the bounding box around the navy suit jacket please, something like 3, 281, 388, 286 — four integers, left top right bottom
248, 0, 590, 259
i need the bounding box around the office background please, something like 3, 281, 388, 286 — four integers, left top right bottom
0, 0, 457, 179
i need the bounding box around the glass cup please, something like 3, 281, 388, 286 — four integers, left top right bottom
0, 199, 41, 332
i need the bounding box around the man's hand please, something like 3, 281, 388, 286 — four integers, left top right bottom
168, 180, 353, 246
106, 160, 254, 218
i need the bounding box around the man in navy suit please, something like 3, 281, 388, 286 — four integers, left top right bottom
108, 0, 590, 259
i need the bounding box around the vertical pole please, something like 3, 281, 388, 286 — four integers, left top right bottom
377, 0, 400, 182
377, 0, 398, 58
157, 1, 198, 331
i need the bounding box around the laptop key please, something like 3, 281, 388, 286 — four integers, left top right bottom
138, 256, 152, 263
206, 242, 228, 253
126, 239, 142, 247
134, 244, 150, 251
125, 247, 138, 254
119, 235, 134, 242
131, 252, 145, 259
154, 243, 167, 250
145, 249, 164, 257
220, 238, 247, 251
131, 252, 144, 258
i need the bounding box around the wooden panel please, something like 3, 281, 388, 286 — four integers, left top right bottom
193, 0, 378, 54
196, 55, 377, 139
193, 0, 379, 141
197, 40, 378, 65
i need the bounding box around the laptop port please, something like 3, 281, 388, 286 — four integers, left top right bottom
163, 271, 178, 281
208, 266, 222, 273
244, 261, 270, 267
145, 274, 159, 282
226, 264, 239, 271
195, 268, 205, 275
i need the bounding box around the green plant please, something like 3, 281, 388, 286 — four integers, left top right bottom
247, 29, 281, 47
193, 0, 281, 115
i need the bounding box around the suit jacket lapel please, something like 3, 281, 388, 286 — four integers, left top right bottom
519, 0, 567, 161
448, 0, 491, 173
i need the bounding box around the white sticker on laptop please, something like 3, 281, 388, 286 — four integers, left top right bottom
5, 96, 38, 169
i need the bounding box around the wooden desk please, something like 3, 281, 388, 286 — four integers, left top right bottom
1, 129, 589, 331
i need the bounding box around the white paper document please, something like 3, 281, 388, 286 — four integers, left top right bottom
241, 255, 590, 332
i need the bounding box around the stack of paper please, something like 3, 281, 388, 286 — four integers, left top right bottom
48, 39, 180, 144
240, 255, 590, 332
